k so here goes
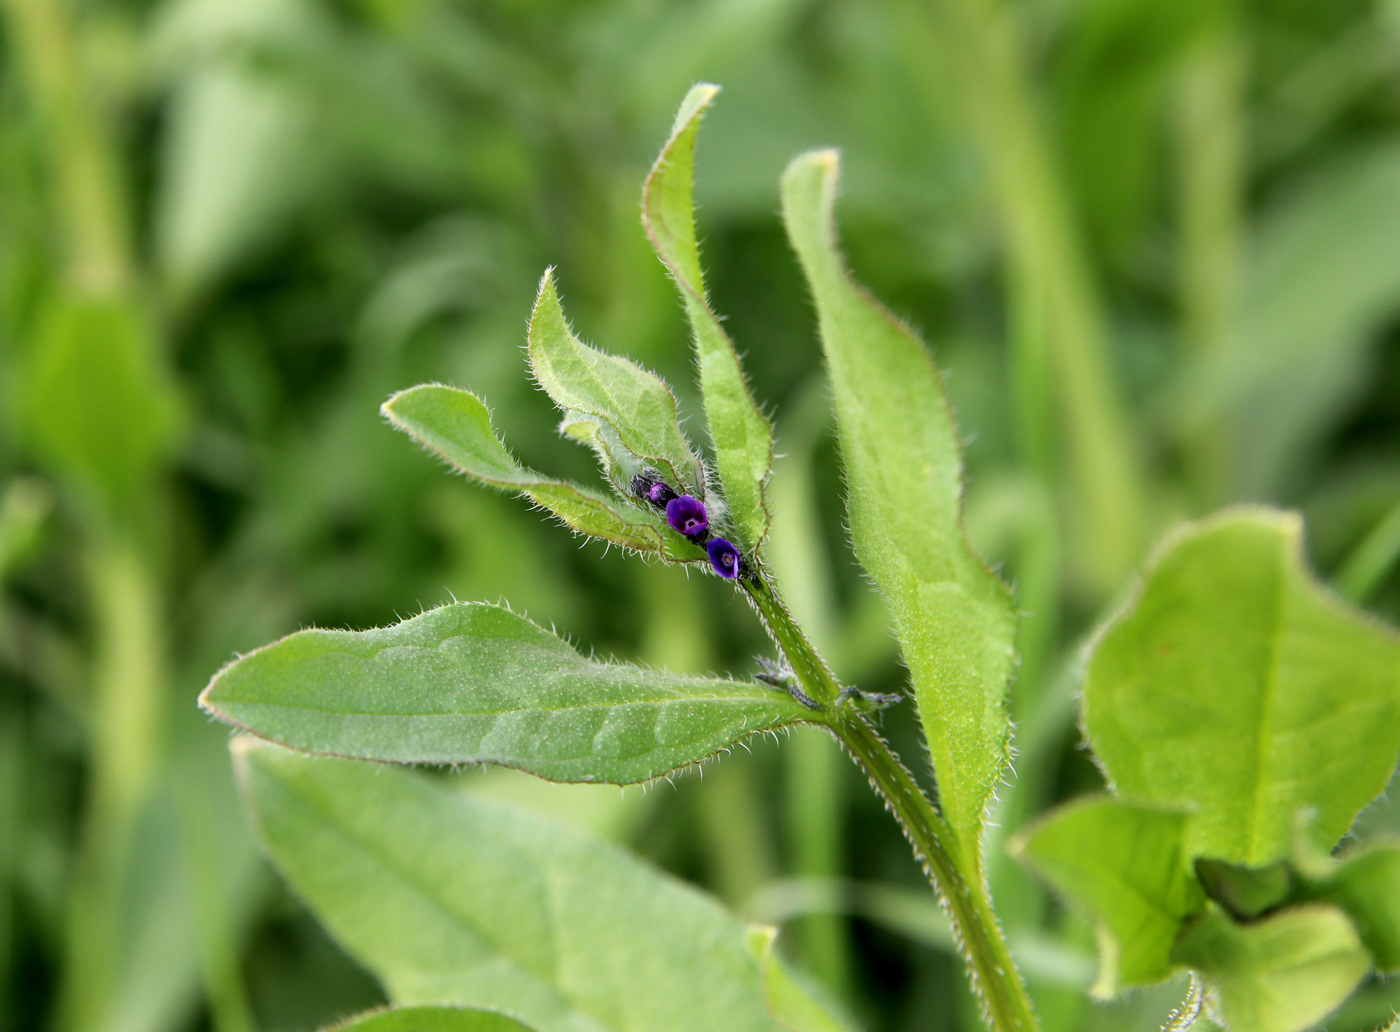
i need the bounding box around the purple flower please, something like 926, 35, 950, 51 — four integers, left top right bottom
665, 495, 709, 538
707, 537, 742, 579
631, 471, 678, 509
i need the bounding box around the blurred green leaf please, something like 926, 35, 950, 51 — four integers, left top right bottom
235, 739, 802, 1031
780, 149, 1016, 860
382, 384, 704, 561
202, 602, 813, 784
642, 84, 772, 552
743, 926, 854, 1032
0, 477, 52, 581
1171, 905, 1371, 1032
1293, 844, 1400, 972
1012, 796, 1202, 996
17, 296, 182, 506
156, 60, 326, 305
1190, 138, 1400, 494
326, 1005, 535, 1032
526, 269, 702, 495
1193, 859, 1292, 921
1083, 509, 1400, 864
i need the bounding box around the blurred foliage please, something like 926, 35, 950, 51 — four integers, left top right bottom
3, 0, 1400, 1030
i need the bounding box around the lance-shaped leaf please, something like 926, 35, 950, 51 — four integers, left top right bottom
744, 927, 852, 1032
1293, 843, 1400, 972
383, 384, 704, 562
201, 602, 815, 784
780, 150, 1016, 859
327, 1007, 535, 1032
1171, 905, 1371, 1032
235, 740, 845, 1032
1011, 797, 1203, 997
643, 84, 772, 551
527, 270, 703, 495
1083, 509, 1400, 865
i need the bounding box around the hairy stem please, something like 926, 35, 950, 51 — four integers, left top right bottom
744, 567, 1040, 1031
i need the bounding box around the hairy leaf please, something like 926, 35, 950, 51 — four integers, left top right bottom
780, 149, 1016, 858
1294, 844, 1400, 972
202, 602, 813, 784
527, 270, 702, 495
1172, 905, 1371, 1032
235, 740, 804, 1031
327, 1007, 534, 1032
643, 84, 772, 551
1012, 796, 1202, 996
1083, 509, 1400, 864
382, 384, 704, 561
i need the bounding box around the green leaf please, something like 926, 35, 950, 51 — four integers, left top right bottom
1083, 508, 1400, 865
16, 296, 182, 507
382, 384, 704, 562
1171, 905, 1372, 1032
1294, 844, 1400, 972
744, 926, 855, 1032
234, 739, 799, 1031
326, 1005, 535, 1032
642, 84, 773, 552
201, 601, 814, 784
1194, 859, 1292, 921
780, 149, 1017, 857
527, 269, 703, 496
1011, 796, 1202, 996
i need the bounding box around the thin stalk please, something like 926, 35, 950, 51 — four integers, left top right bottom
744, 569, 1039, 1031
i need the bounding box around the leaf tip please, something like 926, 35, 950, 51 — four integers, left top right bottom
673, 83, 720, 133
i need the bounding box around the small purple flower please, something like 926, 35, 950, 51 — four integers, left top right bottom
665, 495, 709, 538
648, 481, 678, 507
632, 471, 678, 509
707, 537, 742, 579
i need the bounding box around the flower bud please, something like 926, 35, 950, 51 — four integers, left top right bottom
707, 537, 742, 579
665, 495, 709, 538
631, 470, 678, 509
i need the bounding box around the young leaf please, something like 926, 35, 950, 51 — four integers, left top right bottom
234, 739, 812, 1032
1011, 796, 1202, 996
382, 384, 704, 562
744, 926, 854, 1032
327, 1006, 535, 1032
201, 602, 815, 784
642, 84, 773, 551
1194, 859, 1292, 921
527, 270, 703, 495
1171, 905, 1371, 1032
1293, 844, 1400, 972
780, 150, 1017, 858
1083, 509, 1400, 864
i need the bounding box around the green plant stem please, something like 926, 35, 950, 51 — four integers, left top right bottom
834, 714, 1039, 1032
1336, 499, 1400, 604
743, 569, 1040, 1031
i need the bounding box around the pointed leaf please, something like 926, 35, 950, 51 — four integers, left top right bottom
382, 384, 704, 561
326, 1006, 535, 1032
527, 270, 703, 495
642, 84, 772, 551
744, 926, 855, 1032
235, 740, 796, 1031
201, 602, 814, 784
780, 150, 1016, 856
1083, 509, 1400, 864
1011, 797, 1202, 996
1171, 905, 1371, 1032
